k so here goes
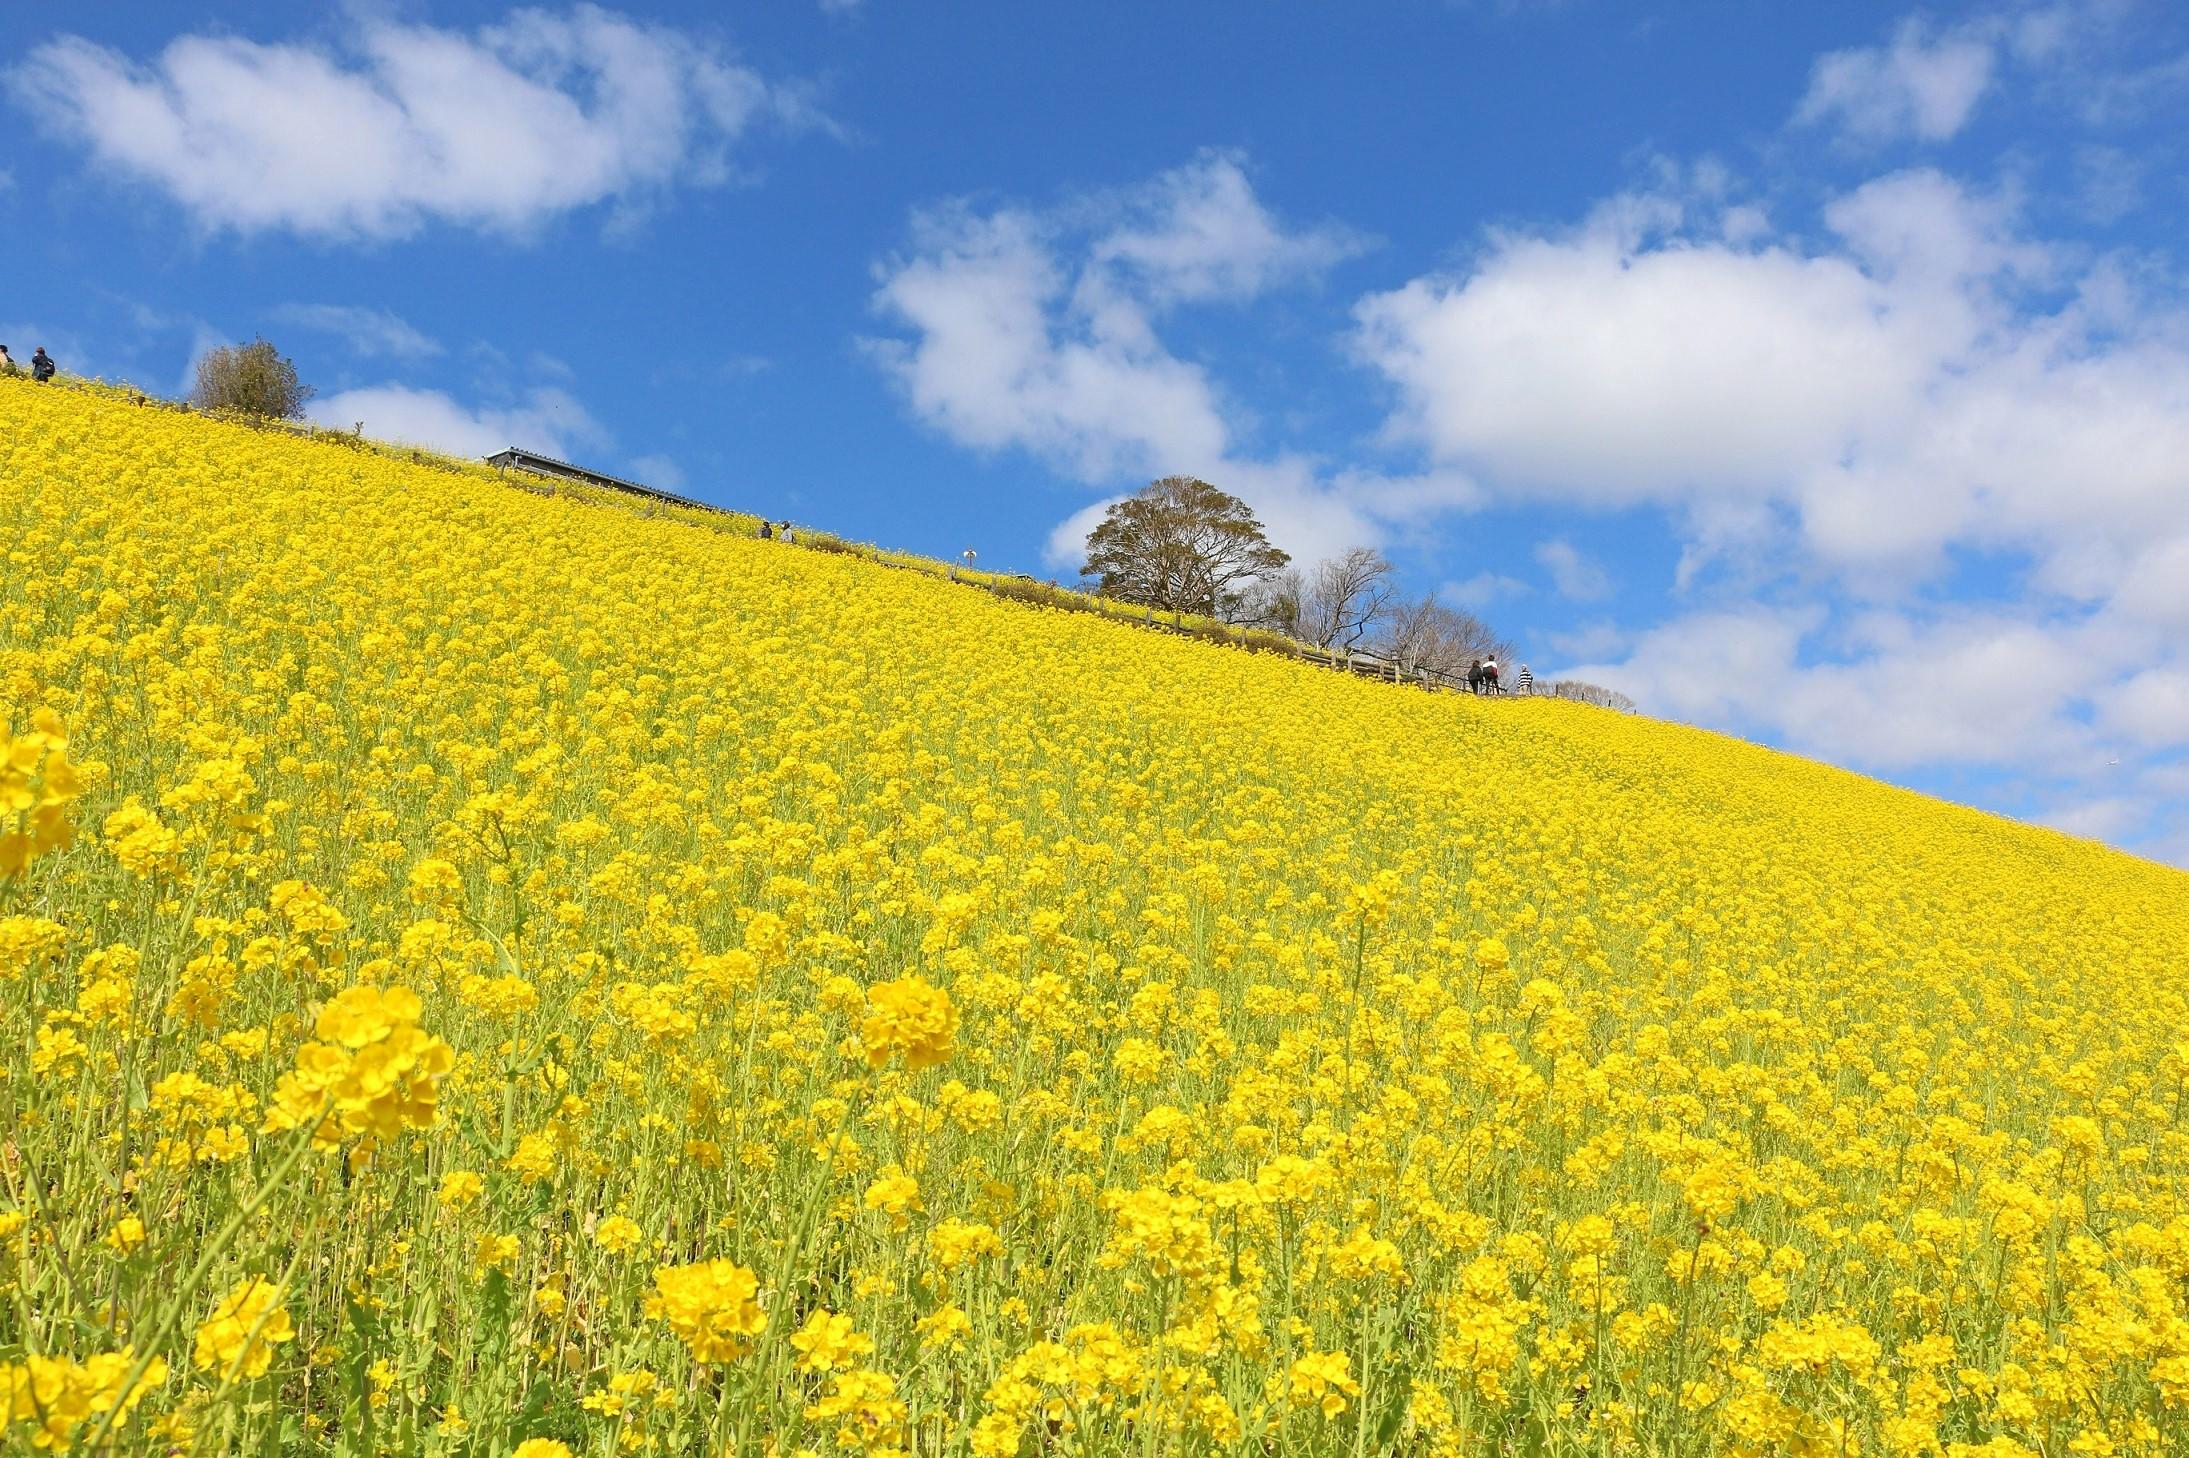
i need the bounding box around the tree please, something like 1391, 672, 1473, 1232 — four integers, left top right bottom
1375, 597, 1514, 679
1289, 548, 1395, 650
1241, 567, 1305, 637
1081, 476, 1290, 621
1548, 679, 1638, 712
191, 338, 314, 420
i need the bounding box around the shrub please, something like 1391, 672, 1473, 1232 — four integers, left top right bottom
191, 339, 314, 421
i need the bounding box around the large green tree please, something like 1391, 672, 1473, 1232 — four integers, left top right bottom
1080, 476, 1290, 621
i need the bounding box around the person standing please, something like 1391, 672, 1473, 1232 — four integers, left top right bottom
30, 347, 56, 383
0, 345, 16, 376
1514, 663, 1534, 695
1482, 655, 1501, 693
758, 520, 774, 540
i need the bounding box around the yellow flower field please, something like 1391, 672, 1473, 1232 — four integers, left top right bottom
3, 377, 2188, 1457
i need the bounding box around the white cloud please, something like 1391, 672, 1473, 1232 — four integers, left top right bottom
271, 303, 441, 360
871, 151, 1379, 563
1534, 538, 1610, 601
1352, 188, 1956, 514
2103, 669, 2189, 749
1043, 498, 1119, 571
1084, 153, 1369, 306
1795, 17, 1996, 144
1557, 606, 2119, 773
12, 7, 818, 240
1355, 165, 2189, 596
309, 384, 606, 460
870, 204, 1230, 482
2112, 537, 2189, 632
2037, 796, 2145, 844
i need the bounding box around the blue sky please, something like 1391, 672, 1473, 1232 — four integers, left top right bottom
5, 1, 2189, 863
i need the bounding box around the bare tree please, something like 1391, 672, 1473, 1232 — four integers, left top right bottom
192, 338, 314, 420
1548, 679, 1638, 712
1375, 597, 1514, 678
1081, 476, 1290, 621
1293, 548, 1395, 650
1240, 566, 1305, 637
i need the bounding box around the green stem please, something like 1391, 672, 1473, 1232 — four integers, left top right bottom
81, 1121, 321, 1451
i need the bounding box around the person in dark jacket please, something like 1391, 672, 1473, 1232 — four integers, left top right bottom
758, 521, 774, 540
30, 348, 56, 383
1466, 659, 1484, 694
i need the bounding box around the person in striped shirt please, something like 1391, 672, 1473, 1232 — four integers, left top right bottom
1514, 664, 1534, 694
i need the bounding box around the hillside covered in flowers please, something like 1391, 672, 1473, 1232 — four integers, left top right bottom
4, 378, 2188, 1457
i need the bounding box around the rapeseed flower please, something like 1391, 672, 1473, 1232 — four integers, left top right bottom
859, 976, 957, 1071
0, 707, 78, 877
0, 1349, 166, 1452
790, 1309, 874, 1373
261, 985, 453, 1145
648, 1260, 766, 1363
193, 1277, 294, 1381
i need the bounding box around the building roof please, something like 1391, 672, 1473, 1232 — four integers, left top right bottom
485, 446, 718, 514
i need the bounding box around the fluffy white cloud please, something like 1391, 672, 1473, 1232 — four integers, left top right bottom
1085, 155, 1368, 306
871, 151, 1379, 561
13, 6, 817, 239
1353, 193, 1951, 511
1795, 17, 1996, 144
870, 206, 1231, 482
309, 384, 606, 461
1355, 165, 2189, 595
271, 304, 442, 360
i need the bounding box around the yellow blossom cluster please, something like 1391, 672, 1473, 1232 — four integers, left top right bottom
0, 706, 78, 877
0, 1350, 165, 1452
859, 974, 958, 1071
4, 376, 2189, 1455
192, 1277, 295, 1382
647, 1260, 768, 1364
261, 985, 455, 1147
